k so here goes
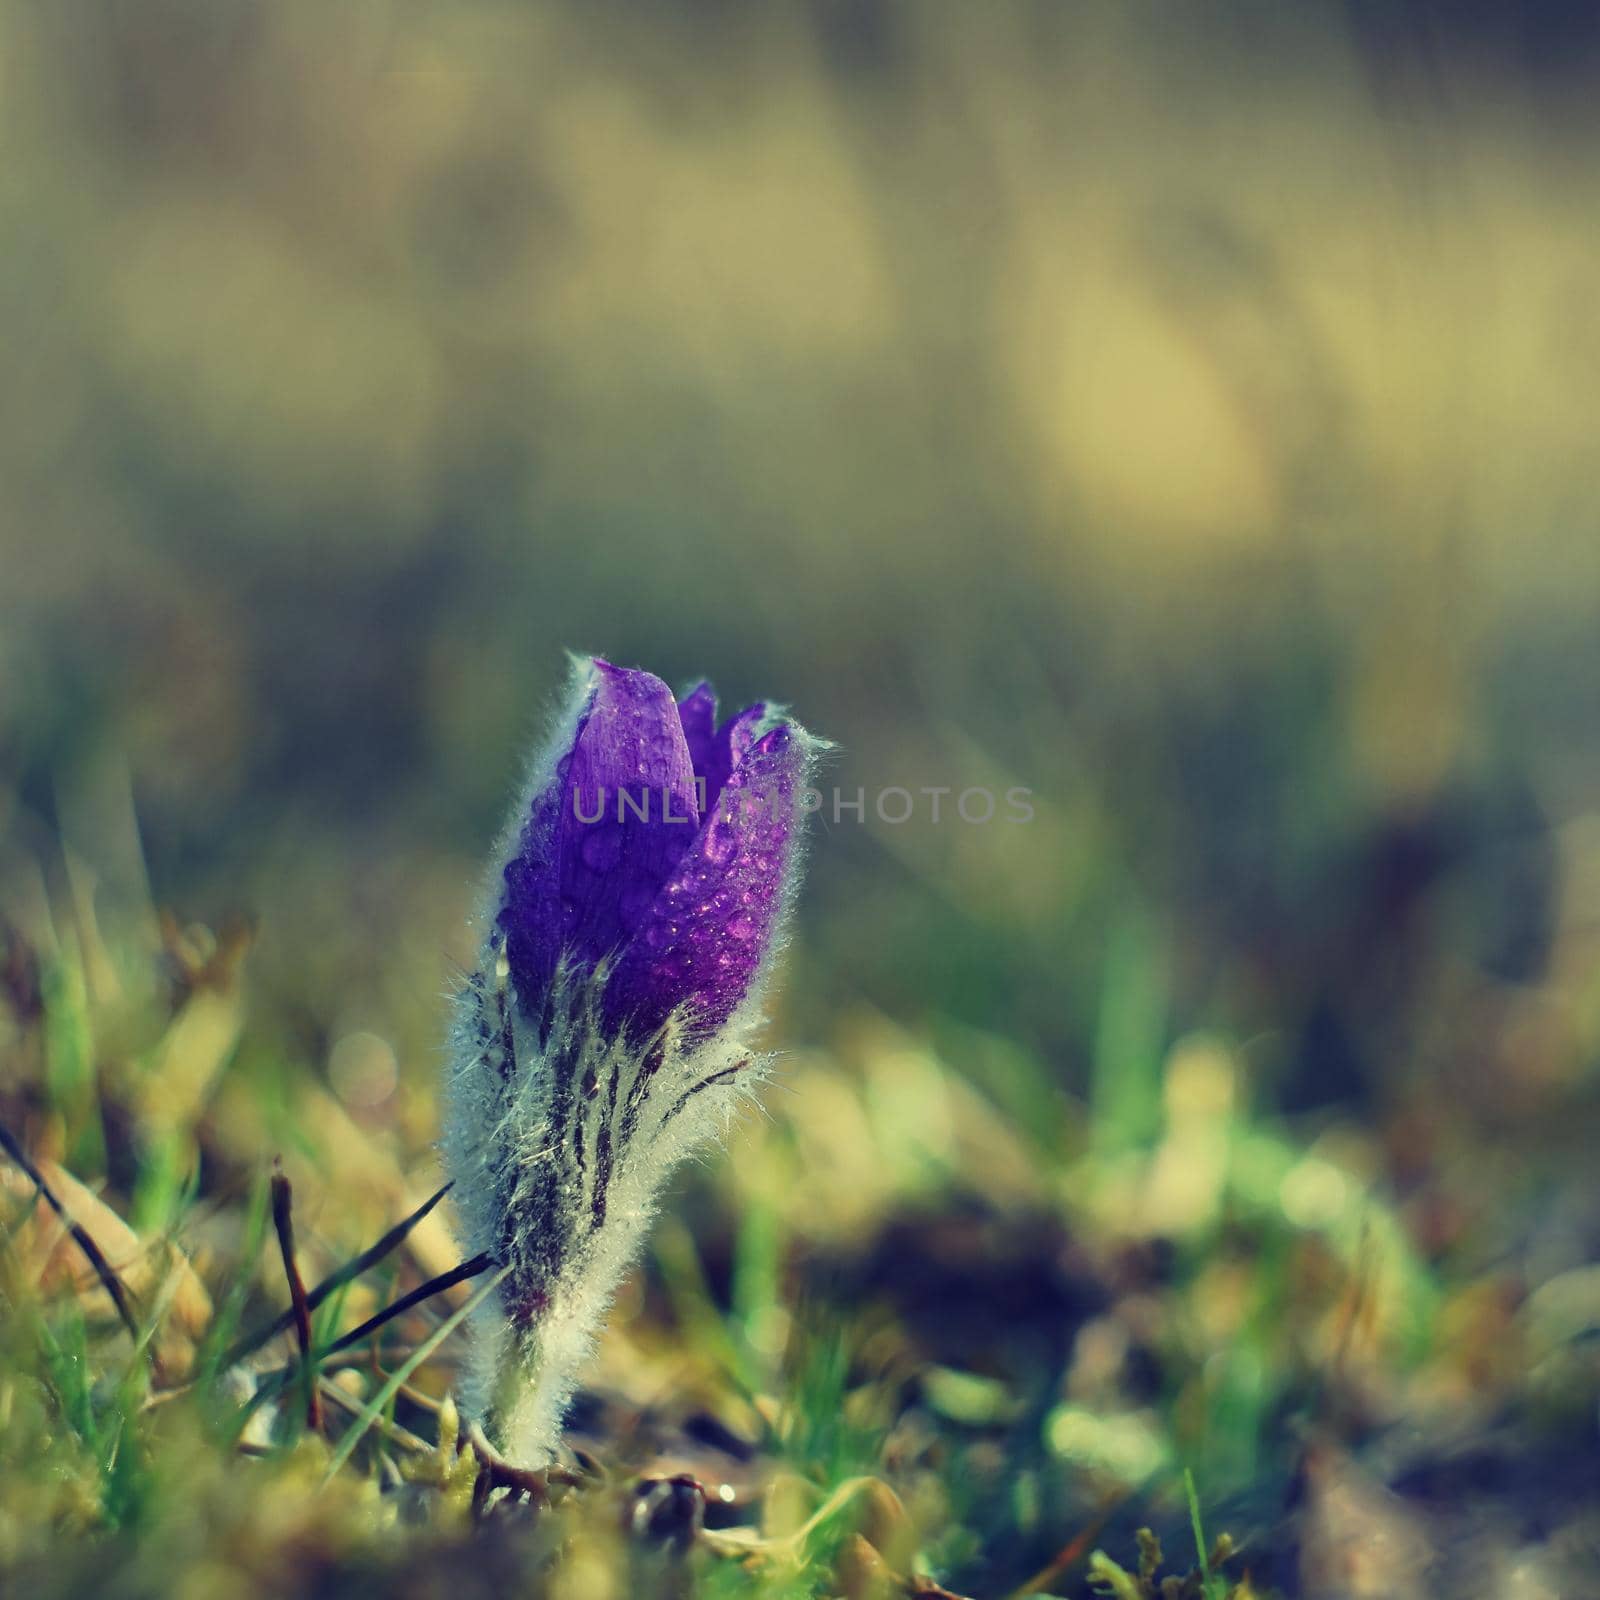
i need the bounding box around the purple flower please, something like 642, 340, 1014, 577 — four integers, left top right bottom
496, 656, 811, 1042
444, 657, 820, 1463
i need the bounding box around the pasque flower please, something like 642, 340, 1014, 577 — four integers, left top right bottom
443, 656, 820, 1463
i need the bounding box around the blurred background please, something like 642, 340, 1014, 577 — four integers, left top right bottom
3, 4, 1600, 1595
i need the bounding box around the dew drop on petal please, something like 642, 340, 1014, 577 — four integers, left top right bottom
702, 820, 739, 866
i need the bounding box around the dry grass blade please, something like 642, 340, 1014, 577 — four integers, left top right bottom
269, 1161, 321, 1431
0, 1119, 143, 1350
228, 1255, 495, 1429
317, 1377, 431, 1455
321, 1250, 495, 1359
220, 1178, 455, 1369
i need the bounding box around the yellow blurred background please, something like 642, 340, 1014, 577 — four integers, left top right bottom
4, 0, 1599, 1166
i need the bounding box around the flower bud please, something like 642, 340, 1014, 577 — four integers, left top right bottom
442, 656, 820, 1463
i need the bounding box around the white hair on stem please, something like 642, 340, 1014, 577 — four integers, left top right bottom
442, 955, 773, 1464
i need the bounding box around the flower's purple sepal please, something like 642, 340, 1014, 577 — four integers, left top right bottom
605, 722, 804, 1041
495, 657, 812, 1045
701, 702, 765, 823
557, 661, 701, 969
498, 659, 700, 1025
676, 681, 718, 780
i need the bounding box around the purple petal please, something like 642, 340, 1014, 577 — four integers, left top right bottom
702, 702, 766, 822
604, 722, 804, 1040
558, 661, 701, 969
677, 682, 718, 790
499, 694, 594, 1020
499, 659, 703, 1016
